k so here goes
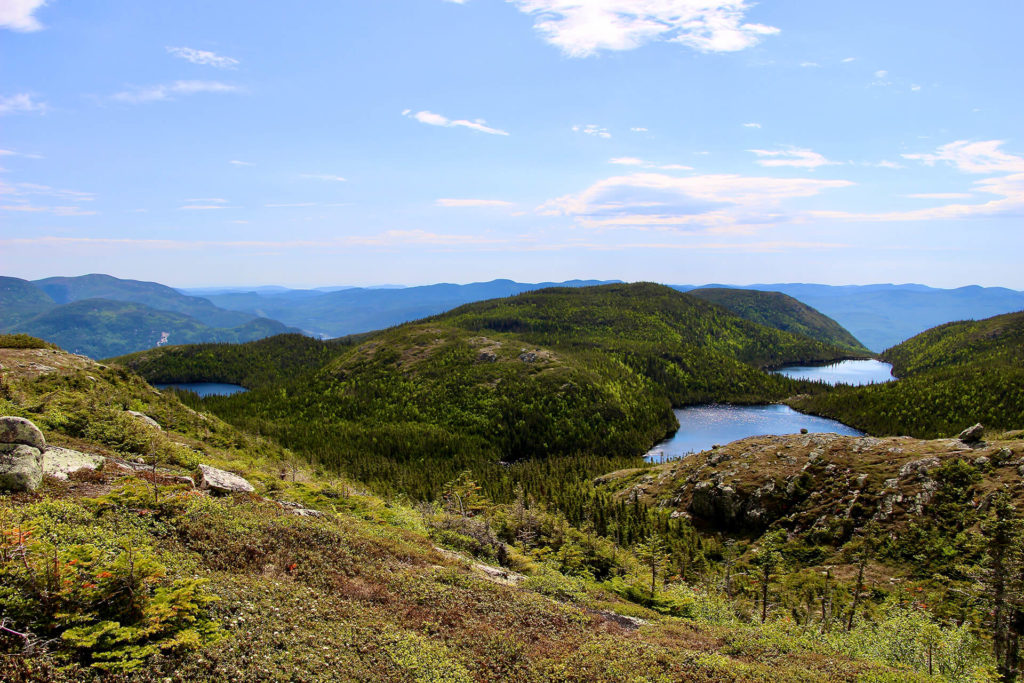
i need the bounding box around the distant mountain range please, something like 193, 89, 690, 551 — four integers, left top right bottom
183, 279, 1024, 351
0, 274, 299, 358
4, 273, 1023, 358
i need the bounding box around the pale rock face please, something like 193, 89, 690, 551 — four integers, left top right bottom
197, 464, 255, 494
43, 447, 105, 481
0, 416, 46, 450
0, 443, 44, 491
126, 411, 162, 430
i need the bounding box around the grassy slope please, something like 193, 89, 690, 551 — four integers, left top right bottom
0, 341, 929, 682
791, 310, 1024, 438
688, 287, 871, 355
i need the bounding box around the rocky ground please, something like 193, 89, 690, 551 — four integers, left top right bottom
597, 429, 1024, 536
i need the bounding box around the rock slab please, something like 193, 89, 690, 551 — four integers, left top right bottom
197, 464, 255, 494
0, 443, 44, 491
127, 411, 162, 430
44, 447, 105, 481
0, 416, 46, 450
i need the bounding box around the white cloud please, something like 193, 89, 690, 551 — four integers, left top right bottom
435, 198, 515, 208
300, 173, 347, 182
749, 147, 840, 169
874, 70, 888, 79
403, 109, 509, 136
0, 0, 47, 32
167, 46, 239, 69
630, 127, 648, 132
800, 62, 819, 68
539, 171, 853, 231
0, 204, 96, 216
609, 157, 692, 171
742, 122, 761, 128
0, 180, 93, 201
873, 160, 903, 169
229, 160, 254, 166
0, 93, 48, 115
573, 124, 610, 138
112, 81, 242, 103
902, 140, 1024, 174
507, 0, 780, 57
841, 57, 856, 63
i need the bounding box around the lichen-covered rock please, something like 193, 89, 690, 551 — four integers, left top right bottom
126, 411, 161, 430
197, 464, 255, 494
898, 457, 941, 479
43, 447, 104, 481
0, 416, 46, 450
959, 423, 985, 444
0, 443, 44, 491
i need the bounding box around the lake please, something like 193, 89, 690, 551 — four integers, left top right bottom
644, 404, 863, 462
773, 359, 895, 386
154, 382, 248, 397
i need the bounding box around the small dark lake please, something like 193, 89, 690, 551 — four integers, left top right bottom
154, 382, 248, 397
773, 359, 895, 386
644, 404, 863, 462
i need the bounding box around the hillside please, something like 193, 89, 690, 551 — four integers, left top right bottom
1, 338, 971, 682
790, 310, 1024, 438
120, 283, 854, 500
688, 287, 870, 355
0, 276, 56, 326
682, 283, 1024, 352
11, 299, 300, 359
198, 278, 621, 337
34, 274, 258, 328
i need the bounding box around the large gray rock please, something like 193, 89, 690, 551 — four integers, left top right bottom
0, 416, 46, 450
44, 447, 105, 481
126, 411, 161, 430
959, 423, 985, 444
197, 464, 255, 494
0, 443, 44, 492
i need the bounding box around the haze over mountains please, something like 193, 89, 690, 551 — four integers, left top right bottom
185, 278, 1024, 352
3, 273, 1024, 357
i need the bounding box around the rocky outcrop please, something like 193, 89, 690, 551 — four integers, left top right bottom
0, 444, 44, 492
0, 416, 46, 450
959, 423, 985, 444
197, 464, 255, 494
127, 411, 162, 430
43, 447, 105, 481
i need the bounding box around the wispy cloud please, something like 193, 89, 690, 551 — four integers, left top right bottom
539, 171, 853, 232
905, 192, 973, 200
749, 147, 840, 169
812, 173, 1024, 223
630, 127, 648, 133
166, 46, 239, 69
229, 160, 254, 166
0, 148, 44, 159
179, 198, 231, 210
903, 140, 1024, 174
0, 93, 48, 115
572, 124, 610, 139
300, 173, 347, 182
402, 109, 509, 136
1, 180, 93, 201
112, 81, 242, 104
609, 157, 692, 171
0, 0, 47, 32
435, 198, 515, 208
742, 122, 762, 128
504, 0, 780, 57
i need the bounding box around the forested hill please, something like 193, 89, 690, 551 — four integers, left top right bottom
791, 310, 1024, 438
119, 283, 852, 498
687, 287, 870, 355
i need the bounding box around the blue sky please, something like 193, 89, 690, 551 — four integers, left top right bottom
2, 0, 1023, 288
